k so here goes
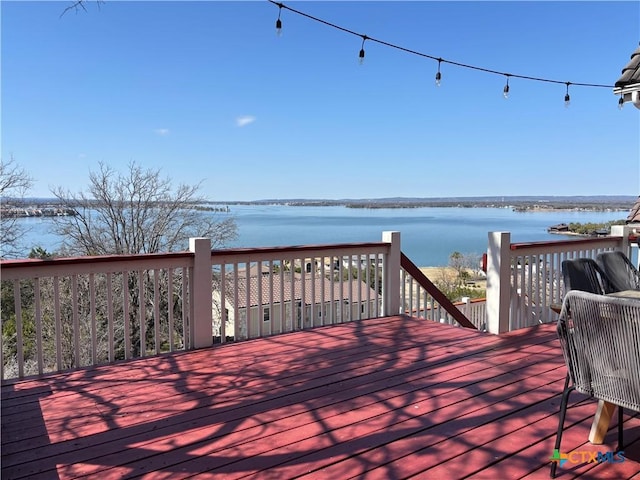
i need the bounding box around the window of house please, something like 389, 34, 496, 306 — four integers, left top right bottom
263, 306, 270, 322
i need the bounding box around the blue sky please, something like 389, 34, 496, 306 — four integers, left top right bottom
2, 1, 639, 201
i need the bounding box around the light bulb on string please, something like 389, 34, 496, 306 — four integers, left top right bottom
358, 35, 367, 65
564, 82, 571, 108
435, 58, 442, 87
618, 94, 625, 110
275, 3, 283, 36
503, 75, 510, 99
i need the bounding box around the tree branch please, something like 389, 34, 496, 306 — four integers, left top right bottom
60, 0, 104, 18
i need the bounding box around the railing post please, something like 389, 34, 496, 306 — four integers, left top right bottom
486, 231, 511, 334
461, 296, 471, 320
611, 224, 638, 267
382, 231, 401, 316
611, 224, 630, 252
190, 237, 213, 348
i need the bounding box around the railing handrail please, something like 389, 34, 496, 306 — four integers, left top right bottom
1, 252, 194, 279
400, 252, 476, 329
211, 242, 387, 257
210, 242, 388, 264
0, 251, 193, 267
510, 236, 628, 251
510, 234, 638, 251
454, 297, 486, 305
0, 242, 388, 274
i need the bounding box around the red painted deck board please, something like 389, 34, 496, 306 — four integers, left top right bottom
2, 315, 639, 479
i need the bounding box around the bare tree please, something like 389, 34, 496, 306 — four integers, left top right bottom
44, 161, 238, 359
448, 251, 483, 285
448, 251, 468, 286
0, 156, 34, 258
51, 161, 237, 255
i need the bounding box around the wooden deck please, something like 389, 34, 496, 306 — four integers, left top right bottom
3, 315, 640, 479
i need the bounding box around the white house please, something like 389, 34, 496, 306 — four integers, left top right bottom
212, 270, 380, 340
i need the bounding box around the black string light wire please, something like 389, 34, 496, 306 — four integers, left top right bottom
269, 0, 616, 107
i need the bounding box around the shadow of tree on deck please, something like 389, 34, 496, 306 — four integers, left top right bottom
3, 317, 639, 479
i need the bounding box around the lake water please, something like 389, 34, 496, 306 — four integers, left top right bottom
13, 205, 627, 266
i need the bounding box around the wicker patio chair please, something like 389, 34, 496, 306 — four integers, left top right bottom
551, 290, 640, 478
561, 258, 615, 295
596, 250, 640, 293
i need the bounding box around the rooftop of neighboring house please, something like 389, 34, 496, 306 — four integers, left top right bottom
616, 44, 640, 89
627, 196, 640, 224
218, 272, 378, 308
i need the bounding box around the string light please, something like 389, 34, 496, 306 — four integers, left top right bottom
503, 75, 510, 99
275, 2, 283, 36
359, 35, 367, 65
268, 0, 616, 107
619, 94, 625, 110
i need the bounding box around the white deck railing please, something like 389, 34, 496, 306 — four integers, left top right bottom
1, 252, 195, 379
1, 232, 410, 380
457, 297, 487, 331
399, 253, 483, 330
206, 235, 400, 342
484, 225, 637, 333
4, 225, 635, 379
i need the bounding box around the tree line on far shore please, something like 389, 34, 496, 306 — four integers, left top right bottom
566, 220, 627, 236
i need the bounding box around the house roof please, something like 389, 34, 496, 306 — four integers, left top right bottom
615, 44, 640, 89
627, 196, 640, 224
223, 273, 377, 308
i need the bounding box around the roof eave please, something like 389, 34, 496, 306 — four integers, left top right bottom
614, 83, 640, 109
614, 82, 640, 94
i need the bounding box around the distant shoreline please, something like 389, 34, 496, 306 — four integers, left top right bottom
11, 195, 636, 213
219, 197, 636, 212
5, 199, 631, 219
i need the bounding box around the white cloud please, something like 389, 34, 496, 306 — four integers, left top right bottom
154, 128, 170, 136
236, 116, 256, 127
